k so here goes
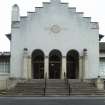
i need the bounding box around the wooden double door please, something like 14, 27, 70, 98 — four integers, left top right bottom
49, 61, 61, 79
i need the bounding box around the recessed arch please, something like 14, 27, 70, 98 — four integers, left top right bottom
66, 49, 79, 79
49, 49, 62, 79
31, 49, 44, 79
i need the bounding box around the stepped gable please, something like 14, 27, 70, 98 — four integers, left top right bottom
13, 0, 99, 30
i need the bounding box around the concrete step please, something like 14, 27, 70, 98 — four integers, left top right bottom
45, 93, 69, 95
15, 85, 45, 88
3, 79, 105, 96
44, 79, 68, 95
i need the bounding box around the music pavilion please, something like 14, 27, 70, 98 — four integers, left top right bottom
0, 0, 105, 90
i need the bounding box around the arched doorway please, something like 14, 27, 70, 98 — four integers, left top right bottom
32, 49, 44, 79
66, 50, 79, 79
49, 50, 62, 79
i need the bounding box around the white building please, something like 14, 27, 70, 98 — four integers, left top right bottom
0, 0, 105, 90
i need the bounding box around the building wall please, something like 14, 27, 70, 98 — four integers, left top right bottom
10, 1, 99, 79
99, 59, 105, 78
0, 54, 10, 90
99, 52, 105, 78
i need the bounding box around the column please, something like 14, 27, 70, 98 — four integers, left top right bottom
83, 49, 88, 79
96, 76, 104, 90
62, 56, 66, 79
27, 56, 32, 79
22, 48, 28, 79
44, 56, 49, 79
79, 55, 83, 80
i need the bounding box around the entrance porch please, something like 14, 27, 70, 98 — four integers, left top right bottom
22, 49, 88, 80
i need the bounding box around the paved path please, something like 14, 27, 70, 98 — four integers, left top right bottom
0, 97, 105, 105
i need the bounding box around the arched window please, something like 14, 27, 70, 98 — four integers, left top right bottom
32, 49, 44, 79
49, 49, 62, 79
66, 50, 79, 79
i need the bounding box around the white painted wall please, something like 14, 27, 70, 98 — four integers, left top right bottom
10, 0, 99, 79
99, 53, 105, 78
99, 59, 105, 78
0, 73, 9, 90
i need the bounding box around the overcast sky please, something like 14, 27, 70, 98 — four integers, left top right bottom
0, 0, 105, 51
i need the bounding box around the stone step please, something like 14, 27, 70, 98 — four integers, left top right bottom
71, 88, 96, 90
68, 79, 82, 82
46, 87, 67, 88
7, 91, 44, 94
70, 83, 95, 88
68, 82, 94, 85
17, 82, 44, 85
8, 88, 44, 91
46, 91, 68, 93
69, 82, 94, 84
16, 85, 45, 87
70, 92, 105, 95
7, 92, 44, 96
45, 79, 68, 96
71, 90, 98, 93
4, 79, 105, 96
71, 86, 95, 88
47, 79, 65, 82
71, 90, 105, 94
47, 82, 65, 84
71, 87, 96, 89
45, 93, 69, 96
47, 85, 67, 87
46, 89, 68, 91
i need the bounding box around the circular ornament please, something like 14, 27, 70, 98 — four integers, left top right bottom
50, 25, 61, 33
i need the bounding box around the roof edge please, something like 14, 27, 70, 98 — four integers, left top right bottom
5, 33, 11, 40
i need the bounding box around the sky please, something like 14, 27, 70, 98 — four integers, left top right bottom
0, 0, 105, 51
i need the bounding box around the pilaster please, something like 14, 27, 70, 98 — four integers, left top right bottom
62, 56, 66, 79
22, 49, 28, 79
79, 55, 83, 80
83, 49, 88, 79
27, 56, 32, 79
44, 56, 49, 79
96, 76, 104, 90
